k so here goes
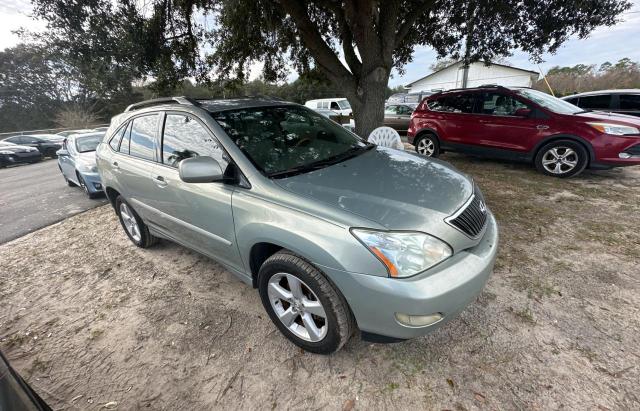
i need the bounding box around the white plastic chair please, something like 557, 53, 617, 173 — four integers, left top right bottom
367, 126, 404, 150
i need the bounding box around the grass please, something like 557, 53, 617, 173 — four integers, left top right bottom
511, 306, 536, 324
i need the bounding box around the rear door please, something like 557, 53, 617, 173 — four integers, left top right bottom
426, 92, 480, 145
59, 138, 77, 182
112, 113, 161, 223
472, 91, 543, 152
148, 112, 243, 271
384, 105, 401, 129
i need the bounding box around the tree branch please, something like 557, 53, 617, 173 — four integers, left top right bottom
278, 0, 353, 84
395, 0, 436, 47
319, 0, 362, 76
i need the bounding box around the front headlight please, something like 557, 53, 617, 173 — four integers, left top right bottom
587, 122, 639, 136
351, 229, 452, 278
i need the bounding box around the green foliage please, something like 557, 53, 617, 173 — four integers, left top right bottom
8, 0, 634, 135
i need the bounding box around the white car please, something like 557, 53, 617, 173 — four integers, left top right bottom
304, 98, 352, 116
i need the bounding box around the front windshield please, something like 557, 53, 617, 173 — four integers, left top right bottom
514, 88, 582, 114
337, 99, 351, 109
212, 105, 369, 177
75, 134, 104, 152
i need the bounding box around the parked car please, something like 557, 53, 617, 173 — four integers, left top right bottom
56, 129, 95, 137
0, 350, 51, 411
57, 132, 104, 198
408, 85, 640, 177
3, 135, 62, 158
561, 89, 640, 117
384, 103, 418, 133
97, 97, 498, 354
387, 91, 434, 105
29, 133, 66, 144
304, 98, 352, 116
0, 141, 43, 167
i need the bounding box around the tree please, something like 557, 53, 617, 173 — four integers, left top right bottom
32, 0, 631, 136
535, 58, 640, 96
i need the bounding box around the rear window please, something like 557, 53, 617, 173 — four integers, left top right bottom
129, 114, 159, 161
427, 93, 476, 113
620, 94, 640, 110
578, 94, 611, 110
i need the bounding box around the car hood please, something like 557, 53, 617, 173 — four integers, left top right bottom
570, 111, 640, 126
274, 146, 473, 229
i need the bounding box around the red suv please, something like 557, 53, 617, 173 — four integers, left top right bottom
407, 86, 640, 177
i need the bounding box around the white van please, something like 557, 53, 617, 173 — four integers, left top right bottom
305, 98, 352, 116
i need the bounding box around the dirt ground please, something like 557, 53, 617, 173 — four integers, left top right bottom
1, 153, 639, 410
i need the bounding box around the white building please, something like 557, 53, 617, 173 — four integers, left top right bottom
405, 61, 539, 93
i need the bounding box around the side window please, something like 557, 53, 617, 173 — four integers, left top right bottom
428, 93, 476, 113
620, 94, 640, 110
321, 102, 329, 109
398, 105, 412, 115
564, 97, 578, 106
129, 114, 159, 161
109, 124, 127, 151
162, 114, 229, 169
330, 101, 340, 110
477, 92, 529, 116
119, 122, 132, 154
579, 94, 611, 109
385, 106, 398, 115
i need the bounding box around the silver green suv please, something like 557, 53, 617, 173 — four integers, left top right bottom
96, 97, 499, 354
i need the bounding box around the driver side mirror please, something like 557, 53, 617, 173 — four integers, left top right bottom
56, 149, 69, 157
178, 156, 224, 183
514, 108, 532, 118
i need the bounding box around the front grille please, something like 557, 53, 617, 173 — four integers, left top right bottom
447, 190, 488, 238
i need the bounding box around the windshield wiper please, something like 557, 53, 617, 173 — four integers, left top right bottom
268, 144, 374, 179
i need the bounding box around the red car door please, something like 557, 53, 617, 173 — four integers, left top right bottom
427, 92, 481, 145
472, 91, 546, 152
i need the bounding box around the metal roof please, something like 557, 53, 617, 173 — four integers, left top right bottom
404, 61, 540, 88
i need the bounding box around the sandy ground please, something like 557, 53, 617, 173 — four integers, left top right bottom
1, 153, 639, 410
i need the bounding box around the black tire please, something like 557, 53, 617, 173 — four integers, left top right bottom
115, 195, 158, 248
258, 251, 355, 354
534, 139, 588, 178
414, 133, 440, 157
76, 172, 99, 198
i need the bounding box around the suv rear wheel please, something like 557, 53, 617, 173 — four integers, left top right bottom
115, 196, 158, 248
535, 140, 588, 178
414, 133, 440, 157
258, 251, 355, 354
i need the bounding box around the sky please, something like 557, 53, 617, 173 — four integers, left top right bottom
1, 0, 639, 87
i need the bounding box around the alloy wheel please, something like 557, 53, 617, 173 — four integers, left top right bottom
267, 273, 328, 342
417, 137, 435, 156
541, 146, 578, 175
119, 203, 142, 242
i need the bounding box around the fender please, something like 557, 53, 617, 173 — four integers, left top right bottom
531, 134, 596, 163
413, 127, 442, 145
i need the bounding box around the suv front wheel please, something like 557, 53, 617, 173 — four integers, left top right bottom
258, 251, 355, 354
535, 140, 588, 178
115, 196, 158, 248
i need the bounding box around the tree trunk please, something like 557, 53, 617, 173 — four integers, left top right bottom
348, 78, 388, 138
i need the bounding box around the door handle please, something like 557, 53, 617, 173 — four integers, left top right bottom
536, 125, 549, 130
153, 175, 168, 187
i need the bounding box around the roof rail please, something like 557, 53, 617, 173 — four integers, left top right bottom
125, 96, 201, 112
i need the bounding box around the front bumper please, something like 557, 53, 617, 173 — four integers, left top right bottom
321, 213, 499, 339
79, 171, 104, 193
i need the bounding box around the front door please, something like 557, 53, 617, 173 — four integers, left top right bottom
148, 112, 243, 272
473, 91, 543, 152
